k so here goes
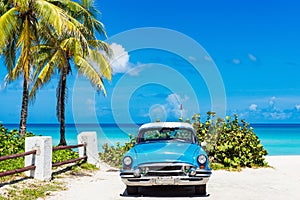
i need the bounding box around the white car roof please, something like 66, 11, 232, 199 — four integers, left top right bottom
139, 122, 194, 131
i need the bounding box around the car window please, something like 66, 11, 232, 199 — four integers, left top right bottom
139, 128, 195, 143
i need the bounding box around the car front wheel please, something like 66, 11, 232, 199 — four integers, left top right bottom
126, 186, 138, 195
195, 184, 206, 196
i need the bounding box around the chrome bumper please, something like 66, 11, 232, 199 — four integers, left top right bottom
120, 169, 211, 186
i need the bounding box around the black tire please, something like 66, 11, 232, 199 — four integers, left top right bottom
195, 184, 206, 196
126, 186, 138, 195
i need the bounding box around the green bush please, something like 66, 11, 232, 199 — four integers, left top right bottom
52, 149, 79, 164
192, 112, 268, 169
99, 134, 135, 168
0, 123, 34, 173
0, 123, 80, 175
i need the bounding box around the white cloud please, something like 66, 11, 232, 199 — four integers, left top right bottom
146, 94, 190, 121
126, 65, 144, 76
269, 96, 276, 107
269, 112, 291, 120
109, 43, 131, 74
148, 104, 167, 122
296, 104, 300, 111
188, 56, 197, 61
232, 59, 241, 64
204, 55, 212, 61
165, 93, 189, 118
249, 104, 258, 111
248, 53, 257, 62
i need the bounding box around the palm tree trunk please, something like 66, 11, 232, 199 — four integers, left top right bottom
19, 76, 29, 137
58, 66, 67, 146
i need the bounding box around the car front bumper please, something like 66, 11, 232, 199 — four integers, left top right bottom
120, 169, 211, 186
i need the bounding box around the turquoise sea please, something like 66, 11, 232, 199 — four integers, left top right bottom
4, 123, 300, 156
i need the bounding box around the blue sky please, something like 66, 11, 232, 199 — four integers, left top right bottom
1, 0, 300, 124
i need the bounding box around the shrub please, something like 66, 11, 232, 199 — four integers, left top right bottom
52, 149, 79, 164
99, 134, 135, 168
0, 123, 80, 174
192, 112, 268, 169
0, 123, 34, 173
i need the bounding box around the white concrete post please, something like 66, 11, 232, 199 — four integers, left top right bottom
77, 131, 99, 166
25, 136, 52, 181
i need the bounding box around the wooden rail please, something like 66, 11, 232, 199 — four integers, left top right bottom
0, 165, 36, 177
0, 143, 88, 178
52, 143, 85, 151
0, 150, 37, 162
52, 143, 87, 168
0, 150, 37, 178
52, 156, 88, 167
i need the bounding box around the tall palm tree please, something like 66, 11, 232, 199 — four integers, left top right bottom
30, 0, 112, 145
0, 0, 90, 136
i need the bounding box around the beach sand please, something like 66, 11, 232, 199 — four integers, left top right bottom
45, 156, 300, 200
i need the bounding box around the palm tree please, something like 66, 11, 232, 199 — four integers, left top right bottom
30, 0, 112, 145
0, 0, 90, 136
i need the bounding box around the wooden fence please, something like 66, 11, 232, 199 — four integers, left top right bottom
0, 132, 98, 181
0, 150, 37, 178
0, 144, 87, 178
52, 143, 87, 167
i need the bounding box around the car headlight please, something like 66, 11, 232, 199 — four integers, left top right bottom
123, 156, 132, 166
198, 154, 207, 164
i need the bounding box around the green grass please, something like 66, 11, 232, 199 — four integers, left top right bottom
0, 181, 66, 200
0, 162, 99, 200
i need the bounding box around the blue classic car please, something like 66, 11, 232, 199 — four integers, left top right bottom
120, 122, 212, 195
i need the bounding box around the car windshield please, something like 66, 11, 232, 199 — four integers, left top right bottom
138, 128, 196, 144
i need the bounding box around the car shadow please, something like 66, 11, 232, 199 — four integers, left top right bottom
121, 186, 210, 198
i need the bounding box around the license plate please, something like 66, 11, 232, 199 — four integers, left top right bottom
155, 177, 175, 185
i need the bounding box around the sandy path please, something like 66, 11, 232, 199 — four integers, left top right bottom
46, 156, 300, 200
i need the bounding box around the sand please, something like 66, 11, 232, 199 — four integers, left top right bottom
46, 156, 300, 200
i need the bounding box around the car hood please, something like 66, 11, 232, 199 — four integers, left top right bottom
132, 142, 200, 166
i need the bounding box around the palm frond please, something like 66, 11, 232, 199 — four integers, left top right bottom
0, 0, 11, 15
34, 0, 69, 35
35, 0, 90, 50
74, 55, 107, 95
2, 38, 16, 72
88, 49, 112, 81
0, 7, 18, 49
49, 0, 106, 37
15, 16, 32, 79
29, 51, 58, 100
88, 40, 112, 57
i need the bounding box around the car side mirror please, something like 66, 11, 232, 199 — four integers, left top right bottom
200, 141, 207, 147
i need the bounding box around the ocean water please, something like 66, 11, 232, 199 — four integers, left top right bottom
251, 124, 300, 155
3, 123, 300, 156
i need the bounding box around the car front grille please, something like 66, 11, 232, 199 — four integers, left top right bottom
138, 163, 193, 177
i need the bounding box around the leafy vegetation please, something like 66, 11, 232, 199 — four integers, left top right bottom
52, 149, 79, 164
191, 112, 268, 169
0, 123, 81, 178
0, 124, 34, 173
99, 134, 136, 168
0, 0, 88, 136
100, 113, 268, 170
30, 0, 112, 146
0, 180, 66, 200
0, 0, 112, 144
